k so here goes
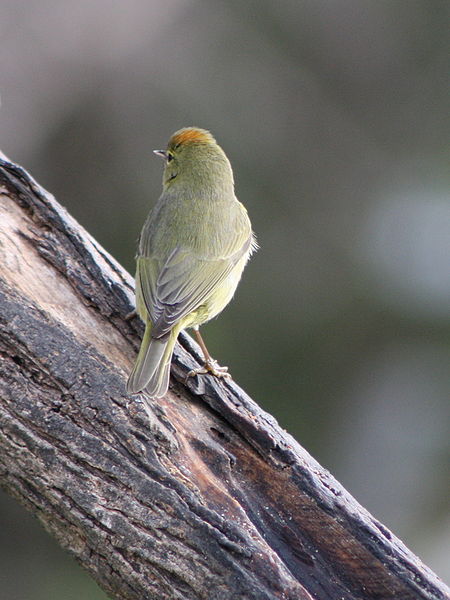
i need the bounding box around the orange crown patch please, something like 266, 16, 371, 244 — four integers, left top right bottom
169, 127, 215, 148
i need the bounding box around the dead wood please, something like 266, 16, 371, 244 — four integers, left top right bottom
0, 157, 448, 600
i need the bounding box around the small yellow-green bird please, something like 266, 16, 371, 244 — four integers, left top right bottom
127, 127, 257, 398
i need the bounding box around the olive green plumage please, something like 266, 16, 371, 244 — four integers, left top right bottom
127, 127, 256, 398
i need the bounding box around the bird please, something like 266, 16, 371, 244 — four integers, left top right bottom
127, 127, 257, 398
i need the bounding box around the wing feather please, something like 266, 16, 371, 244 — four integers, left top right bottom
137, 231, 253, 339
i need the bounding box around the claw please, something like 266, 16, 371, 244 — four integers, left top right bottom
185, 359, 231, 384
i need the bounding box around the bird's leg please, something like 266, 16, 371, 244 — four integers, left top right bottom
186, 328, 231, 381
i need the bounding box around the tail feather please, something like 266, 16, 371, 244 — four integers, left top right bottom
127, 321, 177, 398
144, 357, 172, 398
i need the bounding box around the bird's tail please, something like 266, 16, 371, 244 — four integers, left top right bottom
127, 320, 178, 398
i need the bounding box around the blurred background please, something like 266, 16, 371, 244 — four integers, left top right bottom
0, 1, 449, 597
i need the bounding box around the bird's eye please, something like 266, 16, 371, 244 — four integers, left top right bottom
167, 152, 174, 162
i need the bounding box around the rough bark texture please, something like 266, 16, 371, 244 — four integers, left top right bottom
0, 156, 448, 600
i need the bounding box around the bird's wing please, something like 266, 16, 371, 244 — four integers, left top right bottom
137, 231, 253, 339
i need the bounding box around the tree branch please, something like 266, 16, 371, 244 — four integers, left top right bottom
0, 157, 447, 600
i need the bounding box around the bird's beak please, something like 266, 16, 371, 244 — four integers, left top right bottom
153, 150, 168, 160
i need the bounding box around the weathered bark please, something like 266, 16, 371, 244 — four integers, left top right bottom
0, 156, 447, 600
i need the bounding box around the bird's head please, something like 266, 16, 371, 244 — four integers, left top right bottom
154, 127, 234, 192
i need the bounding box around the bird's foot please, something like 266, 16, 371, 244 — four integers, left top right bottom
186, 359, 231, 383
